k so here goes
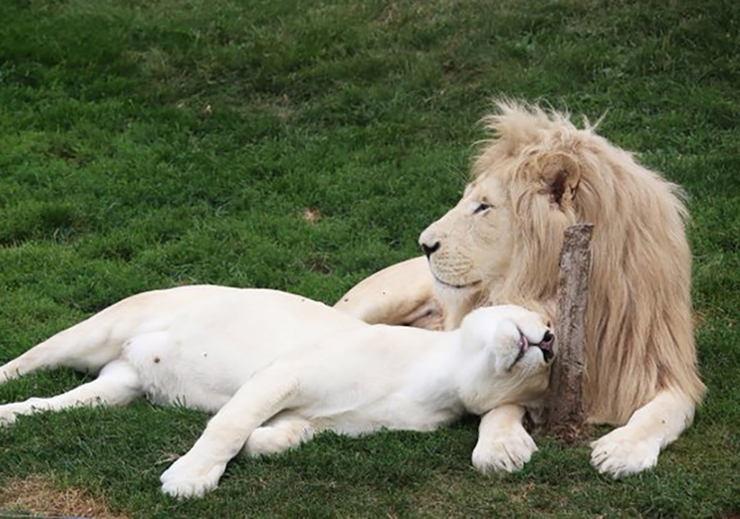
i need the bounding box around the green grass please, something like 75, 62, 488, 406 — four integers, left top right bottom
1, 0, 739, 516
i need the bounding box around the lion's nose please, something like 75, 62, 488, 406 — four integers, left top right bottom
421, 241, 441, 258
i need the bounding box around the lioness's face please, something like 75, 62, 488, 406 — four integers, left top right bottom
466, 305, 553, 373
419, 176, 513, 295
460, 304, 554, 411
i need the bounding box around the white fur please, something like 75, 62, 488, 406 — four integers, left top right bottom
472, 404, 537, 473
0, 286, 553, 499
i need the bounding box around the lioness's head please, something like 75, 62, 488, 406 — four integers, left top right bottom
457, 304, 554, 414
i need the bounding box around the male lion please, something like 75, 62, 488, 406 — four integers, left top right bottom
335, 101, 705, 478
0, 286, 553, 498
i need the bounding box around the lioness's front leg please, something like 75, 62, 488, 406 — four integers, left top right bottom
472, 404, 537, 473
161, 372, 299, 499
335, 257, 443, 329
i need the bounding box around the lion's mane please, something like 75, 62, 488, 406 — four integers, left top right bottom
472, 101, 704, 424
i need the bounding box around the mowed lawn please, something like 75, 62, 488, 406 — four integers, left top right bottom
0, 0, 738, 517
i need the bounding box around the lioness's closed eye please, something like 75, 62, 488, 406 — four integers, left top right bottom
0, 286, 553, 498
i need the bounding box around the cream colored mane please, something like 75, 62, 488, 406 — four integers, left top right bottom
471, 101, 704, 424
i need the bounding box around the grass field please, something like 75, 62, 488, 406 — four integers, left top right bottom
1, 0, 738, 517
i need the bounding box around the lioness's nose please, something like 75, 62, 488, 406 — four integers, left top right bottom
541, 330, 555, 350
421, 241, 441, 258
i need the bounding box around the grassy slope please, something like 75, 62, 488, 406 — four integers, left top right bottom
0, 0, 738, 516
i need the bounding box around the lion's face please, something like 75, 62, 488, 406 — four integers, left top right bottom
418, 121, 580, 329
414, 101, 702, 425
419, 175, 515, 297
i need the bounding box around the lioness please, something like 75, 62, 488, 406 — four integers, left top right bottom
0, 286, 553, 498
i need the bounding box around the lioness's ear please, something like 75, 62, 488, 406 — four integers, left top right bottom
540, 152, 581, 208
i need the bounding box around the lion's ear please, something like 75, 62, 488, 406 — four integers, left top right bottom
540, 152, 581, 209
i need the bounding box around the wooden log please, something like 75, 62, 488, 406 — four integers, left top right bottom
546, 223, 594, 442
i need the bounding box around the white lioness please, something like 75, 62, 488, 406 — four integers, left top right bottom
0, 286, 553, 498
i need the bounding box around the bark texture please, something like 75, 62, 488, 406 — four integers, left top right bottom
546, 223, 594, 442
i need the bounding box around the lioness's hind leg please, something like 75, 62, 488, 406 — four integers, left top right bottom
244, 413, 316, 456
0, 360, 142, 426
1, 318, 125, 384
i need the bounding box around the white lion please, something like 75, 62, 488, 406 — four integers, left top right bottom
336, 101, 705, 479
0, 286, 553, 498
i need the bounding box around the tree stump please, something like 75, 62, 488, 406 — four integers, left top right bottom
546, 223, 594, 442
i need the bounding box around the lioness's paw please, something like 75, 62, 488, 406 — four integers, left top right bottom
0, 406, 18, 427
160, 456, 226, 499
472, 428, 537, 473
244, 426, 294, 456
244, 421, 312, 457
590, 426, 661, 478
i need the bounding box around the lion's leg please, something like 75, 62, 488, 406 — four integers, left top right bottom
471, 404, 537, 473
335, 256, 443, 329
160, 370, 300, 499
0, 360, 142, 426
590, 388, 694, 478
243, 413, 316, 457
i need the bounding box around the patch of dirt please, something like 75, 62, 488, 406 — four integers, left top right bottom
307, 253, 332, 275
0, 474, 126, 519
303, 208, 321, 224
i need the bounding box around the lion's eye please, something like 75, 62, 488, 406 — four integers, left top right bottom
474, 203, 491, 214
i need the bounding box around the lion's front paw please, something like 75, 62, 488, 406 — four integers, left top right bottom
591, 426, 661, 478
160, 455, 226, 499
472, 427, 537, 474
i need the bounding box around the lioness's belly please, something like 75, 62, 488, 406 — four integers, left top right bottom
118, 287, 363, 412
